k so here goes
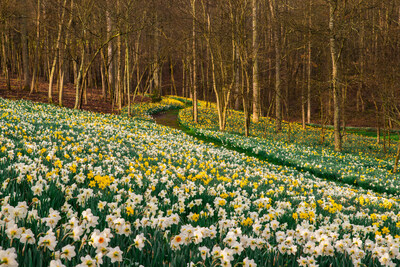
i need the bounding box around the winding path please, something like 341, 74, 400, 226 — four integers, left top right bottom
152, 109, 183, 130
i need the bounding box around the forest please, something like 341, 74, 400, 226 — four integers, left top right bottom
1, 0, 400, 150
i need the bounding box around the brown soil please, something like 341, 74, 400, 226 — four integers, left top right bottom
0, 76, 379, 128
0, 76, 153, 115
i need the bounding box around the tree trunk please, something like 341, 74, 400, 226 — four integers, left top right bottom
74, 44, 85, 109
182, 60, 186, 98
116, 21, 122, 111
207, 14, 225, 131
100, 49, 107, 100
170, 58, 177, 95
269, 0, 282, 132
329, 1, 342, 152
153, 12, 160, 97
192, 0, 198, 123
30, 0, 41, 94
301, 57, 306, 129
107, 7, 114, 105
125, 32, 131, 116
307, 0, 312, 123
21, 11, 31, 90
58, 64, 64, 106
234, 46, 240, 110
48, 0, 67, 102
1, 33, 11, 91
252, 0, 260, 123
357, 22, 365, 112
242, 59, 251, 137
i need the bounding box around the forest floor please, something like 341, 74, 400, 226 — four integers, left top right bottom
0, 76, 123, 114
0, 76, 380, 129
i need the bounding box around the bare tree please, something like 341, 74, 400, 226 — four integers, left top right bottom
252, 0, 260, 123
268, 0, 282, 132
328, 0, 342, 151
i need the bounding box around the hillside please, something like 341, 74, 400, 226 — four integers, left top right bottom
1, 95, 400, 266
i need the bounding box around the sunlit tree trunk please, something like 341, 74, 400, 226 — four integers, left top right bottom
74, 43, 85, 109
1, 32, 11, 91
307, 0, 312, 124
21, 10, 31, 90
59, 0, 73, 106
357, 22, 365, 112
192, 0, 198, 123
329, 0, 342, 152
48, 0, 67, 102
234, 46, 240, 110
251, 0, 260, 123
116, 22, 122, 110
107, 7, 114, 104
153, 12, 160, 97
30, 0, 41, 94
269, 0, 282, 132
126, 33, 131, 116
241, 57, 251, 137
170, 58, 177, 95
252, 0, 260, 123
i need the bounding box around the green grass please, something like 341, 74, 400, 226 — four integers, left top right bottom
346, 129, 400, 141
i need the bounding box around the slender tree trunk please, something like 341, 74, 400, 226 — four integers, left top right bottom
252, 0, 260, 123
234, 46, 240, 110
170, 58, 177, 95
116, 22, 122, 110
107, 7, 114, 105
100, 56, 107, 100
357, 22, 365, 112
205, 34, 210, 107
30, 0, 41, 94
329, 1, 342, 152
74, 43, 85, 109
207, 14, 224, 131
302, 56, 306, 129
21, 12, 31, 90
269, 0, 282, 132
58, 63, 64, 106
241, 58, 251, 137
192, 0, 198, 123
126, 34, 131, 116
135, 33, 142, 95
189, 57, 193, 99
1, 33, 11, 91
48, 0, 67, 102
307, 0, 312, 123
153, 12, 160, 97
60, 0, 73, 104
182, 59, 186, 97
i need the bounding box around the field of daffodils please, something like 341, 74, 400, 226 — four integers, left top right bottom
179, 106, 400, 195
1, 97, 400, 266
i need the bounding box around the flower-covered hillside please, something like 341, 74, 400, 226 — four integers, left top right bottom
179, 107, 400, 195
1, 98, 400, 266
179, 105, 397, 161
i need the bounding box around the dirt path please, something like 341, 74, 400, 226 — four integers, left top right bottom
152, 109, 184, 130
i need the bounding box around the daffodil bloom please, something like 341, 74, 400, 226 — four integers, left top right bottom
106, 246, 123, 263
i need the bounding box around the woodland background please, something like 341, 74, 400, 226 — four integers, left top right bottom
1, 0, 400, 151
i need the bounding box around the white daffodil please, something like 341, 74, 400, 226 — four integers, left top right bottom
60, 244, 76, 261
106, 246, 123, 263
